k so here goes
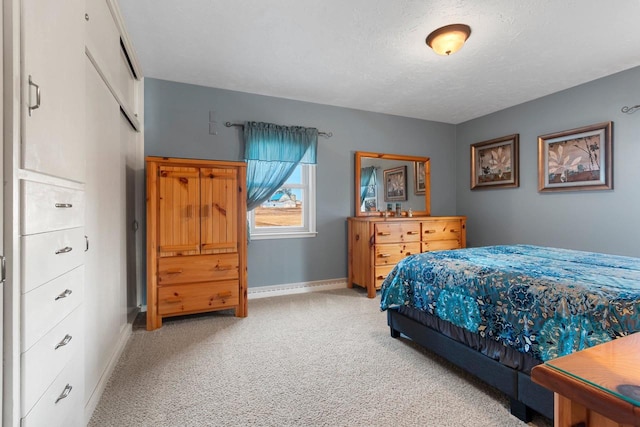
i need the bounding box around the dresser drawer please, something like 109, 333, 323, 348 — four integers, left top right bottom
374, 222, 420, 244
21, 307, 82, 414
374, 265, 395, 289
22, 266, 84, 352
374, 243, 420, 266
21, 354, 84, 427
422, 240, 461, 252
421, 220, 463, 241
21, 227, 85, 293
21, 181, 84, 235
158, 280, 239, 315
158, 254, 239, 286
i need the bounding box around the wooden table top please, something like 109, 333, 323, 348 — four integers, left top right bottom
532, 333, 640, 426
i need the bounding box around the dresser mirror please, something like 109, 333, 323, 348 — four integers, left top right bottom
354, 151, 431, 217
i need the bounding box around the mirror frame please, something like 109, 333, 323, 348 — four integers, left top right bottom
354, 151, 431, 217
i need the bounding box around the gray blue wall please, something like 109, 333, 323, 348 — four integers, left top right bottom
144, 79, 457, 287
455, 66, 640, 257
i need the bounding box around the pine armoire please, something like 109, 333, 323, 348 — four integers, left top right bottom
146, 157, 248, 330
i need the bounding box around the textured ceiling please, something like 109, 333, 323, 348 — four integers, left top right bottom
117, 0, 640, 124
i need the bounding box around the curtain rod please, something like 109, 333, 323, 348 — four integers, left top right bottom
621, 105, 640, 114
224, 122, 333, 138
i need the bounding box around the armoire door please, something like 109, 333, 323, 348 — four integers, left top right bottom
200, 167, 239, 255
158, 166, 201, 257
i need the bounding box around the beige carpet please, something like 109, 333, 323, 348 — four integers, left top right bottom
89, 288, 552, 427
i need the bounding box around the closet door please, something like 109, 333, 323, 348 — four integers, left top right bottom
22, 0, 85, 182
200, 167, 239, 255
158, 167, 201, 257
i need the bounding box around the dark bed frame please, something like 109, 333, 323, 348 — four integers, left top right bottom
387, 307, 553, 422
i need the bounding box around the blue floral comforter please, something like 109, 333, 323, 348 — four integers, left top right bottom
380, 245, 640, 361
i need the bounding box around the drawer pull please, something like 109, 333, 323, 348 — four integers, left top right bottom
166, 268, 183, 275
378, 232, 391, 236
55, 203, 73, 208
55, 334, 73, 350
407, 231, 417, 235
55, 289, 73, 300
55, 246, 73, 254
450, 229, 458, 233
214, 264, 233, 271
377, 275, 385, 280
55, 384, 73, 404
424, 229, 435, 234
379, 253, 391, 258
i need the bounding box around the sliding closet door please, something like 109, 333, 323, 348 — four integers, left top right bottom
84, 58, 124, 401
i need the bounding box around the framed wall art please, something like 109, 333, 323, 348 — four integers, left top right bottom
470, 134, 519, 189
383, 166, 407, 201
538, 122, 612, 192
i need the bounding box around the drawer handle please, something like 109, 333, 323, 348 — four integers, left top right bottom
214, 264, 233, 271
55, 203, 73, 208
450, 229, 458, 233
424, 229, 436, 234
55, 289, 73, 300
379, 253, 391, 258
55, 246, 73, 255
377, 232, 391, 236
376, 275, 386, 280
55, 334, 73, 350
166, 268, 183, 274
55, 384, 73, 404
215, 291, 233, 299
407, 231, 417, 235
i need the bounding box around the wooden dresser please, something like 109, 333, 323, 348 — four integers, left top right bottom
347, 216, 466, 298
146, 157, 248, 330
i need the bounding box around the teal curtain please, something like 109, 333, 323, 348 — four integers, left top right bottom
244, 121, 318, 211
360, 166, 376, 204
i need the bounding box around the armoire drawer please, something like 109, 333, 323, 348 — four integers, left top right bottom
158, 280, 239, 315
21, 266, 84, 352
21, 353, 84, 427
158, 254, 239, 285
21, 227, 85, 293
21, 307, 83, 414
373, 222, 420, 244
421, 220, 463, 241
374, 243, 420, 266
20, 180, 84, 235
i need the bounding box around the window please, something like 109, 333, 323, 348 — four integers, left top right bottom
248, 164, 316, 239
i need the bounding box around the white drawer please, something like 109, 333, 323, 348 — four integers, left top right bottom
21, 227, 85, 293
21, 180, 84, 235
21, 354, 84, 427
22, 266, 84, 352
21, 307, 83, 414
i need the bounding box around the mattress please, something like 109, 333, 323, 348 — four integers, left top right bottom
380, 245, 640, 362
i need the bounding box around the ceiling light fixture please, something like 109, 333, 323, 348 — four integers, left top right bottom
426, 24, 471, 56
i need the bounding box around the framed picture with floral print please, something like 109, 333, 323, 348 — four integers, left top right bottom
538, 122, 612, 192
383, 166, 407, 201
470, 134, 519, 189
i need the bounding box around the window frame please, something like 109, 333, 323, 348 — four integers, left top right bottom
248, 164, 317, 240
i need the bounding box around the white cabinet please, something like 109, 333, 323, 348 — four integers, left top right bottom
22, 0, 85, 182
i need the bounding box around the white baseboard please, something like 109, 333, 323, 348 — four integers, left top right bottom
247, 278, 347, 299
84, 322, 133, 424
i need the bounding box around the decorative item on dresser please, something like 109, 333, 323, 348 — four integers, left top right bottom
347, 216, 466, 298
146, 157, 248, 330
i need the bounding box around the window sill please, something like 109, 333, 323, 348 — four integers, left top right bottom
249, 231, 317, 241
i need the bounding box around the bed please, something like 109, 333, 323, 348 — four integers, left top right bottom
380, 244, 640, 421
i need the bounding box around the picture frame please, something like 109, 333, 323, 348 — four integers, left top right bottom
414, 161, 426, 195
383, 166, 407, 201
470, 134, 519, 189
538, 122, 612, 192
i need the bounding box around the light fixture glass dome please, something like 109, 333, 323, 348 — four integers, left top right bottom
426, 24, 471, 56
